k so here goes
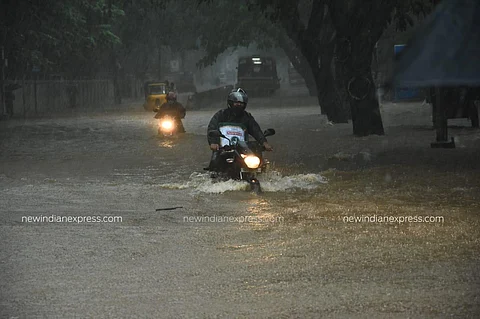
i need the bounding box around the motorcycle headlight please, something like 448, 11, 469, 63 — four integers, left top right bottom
243, 155, 260, 169
160, 120, 174, 131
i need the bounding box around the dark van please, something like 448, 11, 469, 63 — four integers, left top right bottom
236, 56, 280, 96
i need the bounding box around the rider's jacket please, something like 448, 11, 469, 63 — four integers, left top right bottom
155, 101, 186, 119
207, 108, 267, 145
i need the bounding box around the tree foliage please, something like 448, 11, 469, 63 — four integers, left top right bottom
1, 0, 433, 81
192, 0, 284, 68
0, 0, 125, 78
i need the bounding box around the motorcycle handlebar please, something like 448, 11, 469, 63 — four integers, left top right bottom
219, 145, 234, 152
218, 144, 265, 153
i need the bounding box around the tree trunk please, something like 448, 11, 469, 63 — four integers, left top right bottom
338, 35, 384, 136
315, 69, 348, 123
348, 69, 383, 136
312, 46, 349, 123
296, 42, 349, 122
327, 0, 394, 136
297, 62, 317, 97
279, 38, 317, 96
333, 58, 352, 120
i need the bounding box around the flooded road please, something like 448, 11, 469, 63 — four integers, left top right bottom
1, 97, 479, 318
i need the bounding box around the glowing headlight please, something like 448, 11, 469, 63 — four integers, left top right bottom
243, 155, 260, 169
160, 120, 174, 131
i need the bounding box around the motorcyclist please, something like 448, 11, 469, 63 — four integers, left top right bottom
206, 88, 273, 171
154, 91, 186, 133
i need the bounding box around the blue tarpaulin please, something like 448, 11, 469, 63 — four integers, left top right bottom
394, 0, 480, 87
394, 44, 423, 100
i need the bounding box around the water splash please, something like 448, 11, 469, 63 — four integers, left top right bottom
158, 172, 249, 193
158, 171, 327, 193
258, 171, 327, 192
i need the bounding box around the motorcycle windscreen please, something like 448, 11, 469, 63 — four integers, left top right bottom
219, 125, 246, 147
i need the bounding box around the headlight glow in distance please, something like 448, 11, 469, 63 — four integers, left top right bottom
161, 120, 174, 131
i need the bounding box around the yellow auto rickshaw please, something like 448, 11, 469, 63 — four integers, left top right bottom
143, 81, 169, 112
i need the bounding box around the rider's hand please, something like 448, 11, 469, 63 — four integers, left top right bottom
210, 144, 220, 151
263, 142, 273, 151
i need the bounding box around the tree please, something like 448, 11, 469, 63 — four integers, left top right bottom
329, 0, 431, 136
193, 1, 277, 68
328, 0, 390, 135
277, 31, 318, 97
250, 0, 432, 135
0, 0, 123, 79
248, 0, 350, 123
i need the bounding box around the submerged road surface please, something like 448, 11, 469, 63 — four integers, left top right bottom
1, 97, 479, 318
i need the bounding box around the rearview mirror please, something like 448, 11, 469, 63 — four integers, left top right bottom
263, 128, 275, 137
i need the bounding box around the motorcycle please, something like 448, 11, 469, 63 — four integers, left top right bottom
157, 116, 184, 137
206, 128, 275, 193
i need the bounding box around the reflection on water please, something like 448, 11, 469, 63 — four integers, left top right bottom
156, 133, 193, 149
245, 197, 270, 213
158, 139, 176, 148
244, 197, 280, 228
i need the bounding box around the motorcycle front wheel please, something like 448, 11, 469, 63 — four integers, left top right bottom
244, 174, 262, 194
249, 179, 262, 194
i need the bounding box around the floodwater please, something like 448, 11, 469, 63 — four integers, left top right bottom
1, 95, 479, 318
